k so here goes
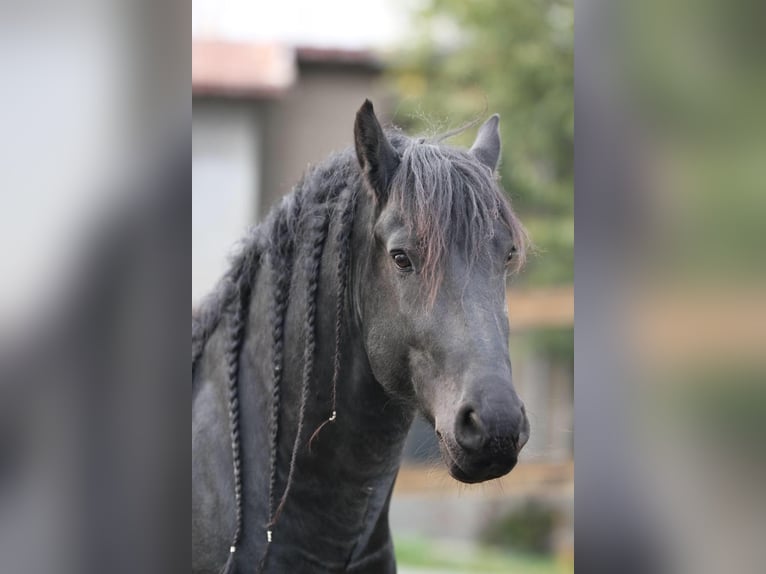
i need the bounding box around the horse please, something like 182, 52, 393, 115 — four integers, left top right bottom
192, 100, 531, 573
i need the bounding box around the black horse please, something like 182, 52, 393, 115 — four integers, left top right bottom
192, 101, 531, 573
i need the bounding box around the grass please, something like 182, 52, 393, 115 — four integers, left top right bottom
394, 536, 573, 574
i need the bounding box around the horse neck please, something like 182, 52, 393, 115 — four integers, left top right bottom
288, 187, 414, 482
236, 187, 413, 556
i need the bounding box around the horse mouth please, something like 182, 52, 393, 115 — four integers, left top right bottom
437, 434, 517, 484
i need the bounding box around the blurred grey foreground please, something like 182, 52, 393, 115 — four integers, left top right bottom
576, 1, 766, 573
0, 142, 188, 574
0, 2, 188, 573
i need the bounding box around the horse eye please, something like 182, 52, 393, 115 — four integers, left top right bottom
391, 251, 412, 270
506, 245, 517, 264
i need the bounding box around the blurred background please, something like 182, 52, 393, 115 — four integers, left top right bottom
192, 1, 574, 572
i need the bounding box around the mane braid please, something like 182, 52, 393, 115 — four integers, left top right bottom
193, 285, 231, 374
192, 316, 211, 373
268, 198, 331, 532
220, 257, 257, 574
309, 186, 358, 449
266, 191, 303, 531
193, 230, 265, 376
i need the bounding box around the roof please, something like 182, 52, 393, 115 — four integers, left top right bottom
192, 40, 296, 97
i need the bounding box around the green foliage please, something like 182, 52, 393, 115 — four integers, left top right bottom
389, 0, 573, 287
480, 499, 559, 555
525, 327, 573, 364
394, 535, 569, 573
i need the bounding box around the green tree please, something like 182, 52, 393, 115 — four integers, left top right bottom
389, 0, 573, 287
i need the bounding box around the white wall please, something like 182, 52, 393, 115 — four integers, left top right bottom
192, 101, 261, 303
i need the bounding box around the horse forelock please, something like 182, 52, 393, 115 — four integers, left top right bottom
387, 135, 528, 301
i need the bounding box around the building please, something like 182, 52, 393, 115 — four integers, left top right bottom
193, 40, 390, 302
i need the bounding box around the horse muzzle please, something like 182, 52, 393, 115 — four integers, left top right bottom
436, 395, 530, 484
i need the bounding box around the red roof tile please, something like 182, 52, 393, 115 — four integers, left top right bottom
192, 40, 296, 97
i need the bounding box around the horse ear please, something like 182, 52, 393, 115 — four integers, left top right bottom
470, 114, 502, 172
354, 99, 399, 201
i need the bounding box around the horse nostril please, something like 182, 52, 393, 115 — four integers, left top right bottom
454, 405, 487, 453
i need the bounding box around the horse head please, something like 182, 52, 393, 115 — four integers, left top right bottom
352, 100, 530, 483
